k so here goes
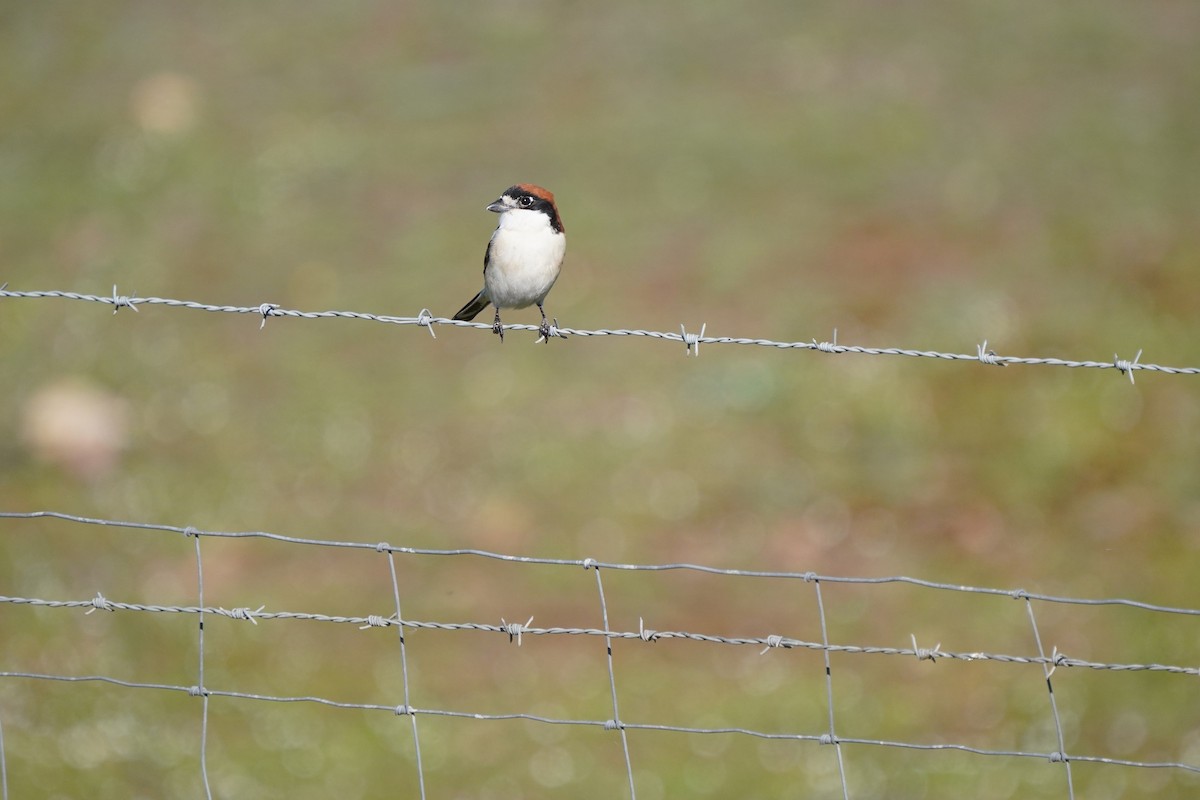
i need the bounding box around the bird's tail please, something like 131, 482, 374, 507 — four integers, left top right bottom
452, 291, 491, 322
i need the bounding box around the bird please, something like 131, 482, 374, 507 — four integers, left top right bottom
453, 184, 566, 342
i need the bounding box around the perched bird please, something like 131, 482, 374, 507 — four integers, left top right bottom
453, 184, 566, 342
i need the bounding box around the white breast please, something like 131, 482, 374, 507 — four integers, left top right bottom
484, 210, 566, 310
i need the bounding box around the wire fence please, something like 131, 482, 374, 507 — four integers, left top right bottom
2, 511, 1199, 800
3, 286, 1199, 379
4, 287, 1200, 797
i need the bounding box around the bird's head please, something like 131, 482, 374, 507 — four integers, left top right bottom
487, 184, 564, 233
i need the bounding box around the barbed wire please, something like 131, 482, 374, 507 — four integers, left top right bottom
3, 511, 1200, 800
4, 286, 1198, 379
2, 591, 1197, 677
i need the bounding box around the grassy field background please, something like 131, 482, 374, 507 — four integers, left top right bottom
2, 2, 1199, 798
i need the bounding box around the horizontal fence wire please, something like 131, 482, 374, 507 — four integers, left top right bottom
4, 286, 1199, 378
3, 590, 1197, 675
3, 510, 1200, 800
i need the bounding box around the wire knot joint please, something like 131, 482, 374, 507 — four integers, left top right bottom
257, 303, 279, 329
760, 634, 786, 655
1114, 349, 1142, 385
86, 592, 114, 614
977, 340, 1005, 366
502, 615, 534, 645
813, 328, 839, 353
680, 323, 706, 357
911, 634, 942, 662
110, 285, 139, 314
227, 606, 264, 624
415, 308, 437, 338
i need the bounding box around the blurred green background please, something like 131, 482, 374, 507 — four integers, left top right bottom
2, 1, 1200, 797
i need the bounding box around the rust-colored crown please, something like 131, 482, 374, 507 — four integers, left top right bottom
504, 184, 563, 232
512, 183, 556, 205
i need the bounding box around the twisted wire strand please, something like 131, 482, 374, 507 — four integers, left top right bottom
3, 287, 1196, 377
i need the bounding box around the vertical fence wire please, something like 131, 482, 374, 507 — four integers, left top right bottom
813, 578, 851, 800
384, 548, 427, 800
191, 530, 214, 800
1023, 597, 1075, 799
589, 561, 637, 799
0, 715, 7, 800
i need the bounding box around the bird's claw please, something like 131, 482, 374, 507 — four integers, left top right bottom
536, 317, 567, 344
492, 318, 505, 341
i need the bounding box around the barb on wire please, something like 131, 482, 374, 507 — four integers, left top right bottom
1115, 349, 1143, 385
977, 339, 1005, 366
910, 634, 942, 663
680, 322, 706, 357
258, 303, 279, 329
110, 285, 138, 314
3, 287, 1197, 375
501, 616, 534, 645
414, 308, 436, 338
812, 328, 839, 353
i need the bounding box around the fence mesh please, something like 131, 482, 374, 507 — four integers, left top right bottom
2, 511, 1199, 800
3, 288, 1199, 798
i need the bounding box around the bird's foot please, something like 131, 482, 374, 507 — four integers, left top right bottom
492, 317, 505, 342
536, 318, 567, 344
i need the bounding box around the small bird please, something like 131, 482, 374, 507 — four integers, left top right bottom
453, 184, 566, 342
